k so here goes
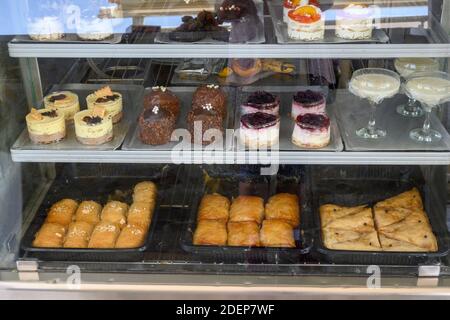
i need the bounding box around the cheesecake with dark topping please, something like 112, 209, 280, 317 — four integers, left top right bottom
74, 107, 113, 145
292, 113, 330, 148
86, 86, 123, 124
26, 108, 66, 144
240, 112, 280, 149
44, 91, 80, 122
241, 91, 280, 116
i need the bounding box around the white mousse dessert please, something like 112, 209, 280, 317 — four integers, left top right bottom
405, 77, 450, 106
335, 3, 374, 40
349, 72, 400, 103
394, 58, 439, 78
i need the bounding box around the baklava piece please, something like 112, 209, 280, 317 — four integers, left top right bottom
193, 220, 227, 246
265, 193, 300, 227
260, 220, 295, 248
197, 193, 230, 224
229, 195, 265, 225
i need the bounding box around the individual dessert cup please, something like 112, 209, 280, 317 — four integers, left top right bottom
27, 16, 64, 41
43, 91, 80, 122
74, 107, 113, 145
139, 105, 176, 146
394, 58, 439, 118
144, 86, 180, 119
292, 113, 330, 149
217, 0, 258, 23
283, 0, 308, 23
77, 17, 113, 41
26, 108, 66, 144
86, 86, 123, 124
287, 5, 325, 41
192, 84, 227, 119
335, 3, 374, 40
349, 68, 400, 139
291, 90, 326, 119
240, 112, 280, 149
188, 104, 224, 146
241, 91, 280, 116
404, 71, 450, 143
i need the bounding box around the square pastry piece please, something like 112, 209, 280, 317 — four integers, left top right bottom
193, 220, 227, 246
265, 193, 300, 227
229, 195, 265, 225
227, 221, 260, 247
197, 193, 230, 224
260, 220, 295, 248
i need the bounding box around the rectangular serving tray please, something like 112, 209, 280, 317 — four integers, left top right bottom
12, 33, 123, 44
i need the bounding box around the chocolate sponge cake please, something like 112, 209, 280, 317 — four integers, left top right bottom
217, 0, 258, 22
144, 86, 180, 118
192, 85, 227, 119
139, 105, 176, 145
188, 104, 224, 146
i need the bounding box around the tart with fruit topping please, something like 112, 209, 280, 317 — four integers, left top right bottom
86, 86, 123, 124
292, 113, 330, 148
26, 108, 66, 144
241, 91, 280, 116
283, 0, 307, 23
240, 112, 280, 149
335, 3, 374, 40
44, 91, 80, 122
74, 106, 113, 145
287, 5, 325, 41
291, 90, 326, 119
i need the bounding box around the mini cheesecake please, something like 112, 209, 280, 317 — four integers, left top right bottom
77, 18, 113, 41
44, 91, 80, 122
241, 91, 280, 116
291, 90, 326, 120
27, 16, 64, 41
240, 112, 280, 149
335, 3, 374, 40
288, 5, 325, 41
26, 108, 66, 144
292, 113, 330, 149
74, 107, 113, 145
86, 86, 123, 124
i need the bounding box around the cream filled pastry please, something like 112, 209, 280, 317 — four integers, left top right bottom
291, 90, 326, 119
26, 108, 66, 144
288, 5, 325, 41
292, 113, 330, 148
335, 3, 374, 40
74, 106, 113, 145
240, 112, 280, 149
28, 16, 64, 41
86, 86, 123, 124
44, 91, 80, 122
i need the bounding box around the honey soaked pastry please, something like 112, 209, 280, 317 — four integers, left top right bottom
319, 204, 367, 229
227, 221, 260, 247
101, 201, 129, 229
197, 193, 230, 224
324, 231, 382, 251
75, 200, 102, 225
88, 221, 120, 248
133, 181, 157, 203
115, 224, 146, 248
322, 207, 375, 233
193, 220, 227, 246
127, 202, 153, 230
229, 195, 265, 225
63, 221, 94, 248
265, 193, 300, 227
45, 199, 78, 227
33, 223, 67, 248
374, 188, 423, 211
260, 220, 295, 248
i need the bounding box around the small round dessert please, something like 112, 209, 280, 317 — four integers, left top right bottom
192, 85, 227, 119
283, 0, 307, 23
27, 16, 64, 41
74, 107, 113, 145
288, 5, 325, 41
188, 104, 224, 145
291, 90, 326, 120
144, 86, 180, 119
139, 106, 176, 146
77, 18, 113, 41
240, 112, 280, 149
217, 0, 258, 23
43, 91, 80, 122
335, 3, 374, 40
292, 113, 330, 149
26, 108, 66, 144
231, 59, 262, 78
241, 91, 280, 116
86, 86, 123, 124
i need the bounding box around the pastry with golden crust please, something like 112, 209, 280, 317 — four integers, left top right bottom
229, 195, 265, 224
115, 224, 146, 248
193, 220, 227, 246
33, 223, 67, 248
101, 201, 129, 229
63, 221, 94, 248
197, 193, 230, 224
265, 193, 300, 227
227, 221, 260, 247
88, 221, 121, 248
74, 200, 102, 225
127, 202, 153, 231
260, 219, 295, 248
133, 181, 157, 204
45, 199, 78, 227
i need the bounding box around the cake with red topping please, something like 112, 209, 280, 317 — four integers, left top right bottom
241, 91, 280, 116
240, 112, 280, 149
287, 5, 325, 41
291, 90, 326, 119
292, 113, 330, 148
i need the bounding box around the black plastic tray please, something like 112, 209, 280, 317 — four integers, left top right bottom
21, 164, 180, 262
309, 166, 449, 265
181, 166, 312, 263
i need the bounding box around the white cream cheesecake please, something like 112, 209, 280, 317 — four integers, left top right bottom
335, 4, 374, 40
28, 16, 64, 41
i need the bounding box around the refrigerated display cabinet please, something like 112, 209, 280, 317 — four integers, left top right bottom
0, 0, 450, 299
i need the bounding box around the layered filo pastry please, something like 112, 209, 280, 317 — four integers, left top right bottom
229, 195, 265, 225
127, 202, 153, 231
74, 200, 102, 225
227, 221, 260, 247
63, 221, 94, 248
101, 201, 129, 229
260, 220, 295, 248
115, 224, 146, 249
197, 193, 230, 224
33, 223, 67, 248
133, 181, 158, 204
265, 193, 300, 228
45, 198, 78, 227
88, 221, 121, 248
193, 220, 227, 246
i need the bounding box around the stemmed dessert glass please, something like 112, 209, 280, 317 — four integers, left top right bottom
349, 68, 401, 139
404, 71, 450, 143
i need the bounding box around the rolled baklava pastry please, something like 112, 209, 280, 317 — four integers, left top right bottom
88, 221, 121, 248
74, 200, 102, 225
197, 193, 230, 224
127, 202, 153, 231
63, 221, 94, 248
33, 223, 67, 248
45, 199, 78, 227
133, 181, 158, 203
115, 224, 146, 248
101, 201, 129, 229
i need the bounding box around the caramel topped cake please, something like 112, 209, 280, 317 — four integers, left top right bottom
74, 106, 113, 145
86, 86, 123, 124
44, 91, 80, 121
26, 108, 66, 144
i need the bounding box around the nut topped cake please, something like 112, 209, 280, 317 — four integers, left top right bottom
74, 106, 113, 145
192, 84, 227, 119
44, 91, 80, 122
139, 105, 176, 145
292, 113, 330, 148
291, 90, 326, 119
241, 91, 280, 116
187, 104, 224, 145
86, 86, 123, 124
144, 86, 180, 118
240, 112, 280, 149
26, 108, 66, 144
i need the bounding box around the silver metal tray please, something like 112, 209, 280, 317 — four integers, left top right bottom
12, 33, 123, 44
267, 1, 389, 44
122, 86, 236, 151
12, 84, 144, 152
333, 91, 450, 152
236, 86, 344, 152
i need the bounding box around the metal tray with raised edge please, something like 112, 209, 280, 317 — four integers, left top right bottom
12, 84, 144, 153
122, 86, 236, 152
180, 166, 312, 263
235, 86, 344, 152
21, 164, 183, 262
12, 33, 123, 44
333, 91, 450, 151
267, 0, 390, 44
308, 166, 449, 265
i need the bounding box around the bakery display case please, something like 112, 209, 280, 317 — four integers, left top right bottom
0, 0, 450, 299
